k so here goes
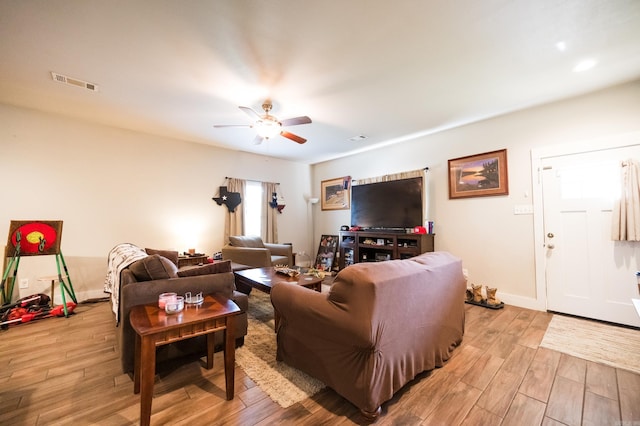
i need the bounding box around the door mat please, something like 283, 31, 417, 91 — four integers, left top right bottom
540, 314, 640, 374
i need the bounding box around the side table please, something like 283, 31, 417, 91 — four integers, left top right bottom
37, 275, 63, 307
129, 294, 240, 426
177, 255, 208, 268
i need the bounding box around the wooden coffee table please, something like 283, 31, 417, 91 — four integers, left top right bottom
130, 294, 240, 426
234, 267, 323, 329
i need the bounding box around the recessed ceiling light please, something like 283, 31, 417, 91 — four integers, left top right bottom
573, 59, 597, 72
555, 41, 567, 52
348, 135, 368, 142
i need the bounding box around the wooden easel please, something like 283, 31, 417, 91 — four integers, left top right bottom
1, 243, 21, 306
1, 245, 76, 317
1, 223, 77, 317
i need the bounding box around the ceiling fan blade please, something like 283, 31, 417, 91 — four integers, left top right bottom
239, 106, 263, 120
252, 134, 264, 145
281, 131, 307, 144
213, 124, 252, 128
280, 116, 312, 126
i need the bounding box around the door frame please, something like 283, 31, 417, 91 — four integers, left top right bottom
531, 131, 640, 312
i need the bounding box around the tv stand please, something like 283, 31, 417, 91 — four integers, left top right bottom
338, 230, 434, 270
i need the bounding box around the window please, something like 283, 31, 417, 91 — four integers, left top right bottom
244, 181, 263, 237
559, 160, 620, 202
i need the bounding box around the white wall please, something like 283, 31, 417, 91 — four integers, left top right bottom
311, 79, 640, 309
0, 104, 311, 302
3, 80, 639, 308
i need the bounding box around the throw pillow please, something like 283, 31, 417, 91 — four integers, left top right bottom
129, 254, 179, 282
177, 260, 232, 277
145, 248, 179, 266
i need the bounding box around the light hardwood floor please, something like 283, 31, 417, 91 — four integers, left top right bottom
1, 298, 639, 425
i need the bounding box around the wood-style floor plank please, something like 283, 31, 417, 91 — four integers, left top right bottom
422, 381, 481, 425
582, 391, 620, 426
618, 368, 640, 423
518, 356, 559, 402
1, 299, 639, 425
475, 370, 523, 418
556, 353, 587, 383
585, 361, 618, 401
460, 352, 504, 391
546, 375, 585, 426
501, 392, 546, 426
460, 405, 502, 426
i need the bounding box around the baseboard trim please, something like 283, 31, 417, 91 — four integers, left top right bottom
498, 292, 546, 312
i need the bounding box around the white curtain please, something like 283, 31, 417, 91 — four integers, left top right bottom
224, 178, 246, 244
611, 159, 640, 241
261, 182, 279, 243
352, 168, 424, 185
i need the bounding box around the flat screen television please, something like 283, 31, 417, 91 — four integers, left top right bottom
350, 177, 423, 230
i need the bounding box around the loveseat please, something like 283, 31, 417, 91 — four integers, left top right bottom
270, 251, 466, 418
115, 254, 248, 374
221, 235, 293, 268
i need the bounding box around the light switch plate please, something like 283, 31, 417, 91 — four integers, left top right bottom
514, 204, 534, 215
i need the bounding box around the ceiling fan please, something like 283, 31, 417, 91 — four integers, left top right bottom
214, 100, 312, 145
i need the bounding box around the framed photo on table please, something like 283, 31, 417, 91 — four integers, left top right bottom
448, 149, 509, 199
314, 235, 338, 272
321, 177, 350, 210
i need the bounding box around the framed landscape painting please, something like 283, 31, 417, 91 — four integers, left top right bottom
321, 177, 350, 210
448, 149, 509, 199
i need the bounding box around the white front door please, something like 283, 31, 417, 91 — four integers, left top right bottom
541, 145, 640, 327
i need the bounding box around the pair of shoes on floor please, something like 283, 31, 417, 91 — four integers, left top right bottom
465, 284, 501, 306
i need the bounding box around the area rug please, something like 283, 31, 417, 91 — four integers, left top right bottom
234, 290, 325, 408
540, 314, 640, 375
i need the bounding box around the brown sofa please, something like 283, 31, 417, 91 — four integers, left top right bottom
221, 235, 293, 268
270, 251, 466, 418
116, 256, 248, 374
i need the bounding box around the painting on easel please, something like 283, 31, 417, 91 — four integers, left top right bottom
314, 234, 338, 272
6, 220, 63, 257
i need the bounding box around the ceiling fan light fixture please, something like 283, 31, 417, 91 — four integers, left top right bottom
255, 119, 282, 138
215, 100, 309, 144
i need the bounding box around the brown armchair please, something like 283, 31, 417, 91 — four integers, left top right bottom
270, 251, 466, 418
221, 236, 293, 268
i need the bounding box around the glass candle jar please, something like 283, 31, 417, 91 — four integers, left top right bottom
165, 296, 184, 314
158, 292, 177, 309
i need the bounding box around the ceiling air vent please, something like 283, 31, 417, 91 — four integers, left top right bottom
50, 72, 99, 92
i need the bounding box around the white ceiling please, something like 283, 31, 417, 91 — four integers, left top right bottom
1, 1, 639, 164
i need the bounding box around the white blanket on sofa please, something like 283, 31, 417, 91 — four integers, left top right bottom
103, 243, 148, 323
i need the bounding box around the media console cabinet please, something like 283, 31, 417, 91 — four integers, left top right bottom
338, 231, 434, 270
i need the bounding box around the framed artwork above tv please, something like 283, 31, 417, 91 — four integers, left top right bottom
448, 149, 509, 199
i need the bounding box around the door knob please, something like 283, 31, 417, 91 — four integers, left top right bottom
547, 243, 555, 249
547, 232, 554, 238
